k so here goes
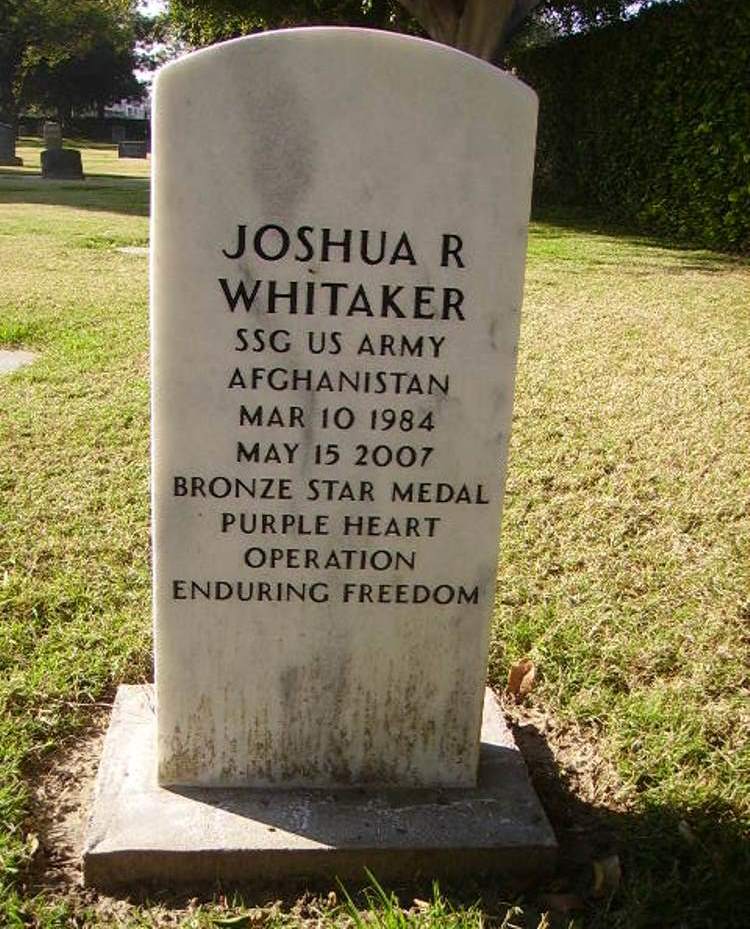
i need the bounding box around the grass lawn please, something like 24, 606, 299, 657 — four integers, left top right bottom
0, 144, 748, 928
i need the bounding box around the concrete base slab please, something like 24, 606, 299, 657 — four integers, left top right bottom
83, 685, 556, 890
0, 349, 36, 374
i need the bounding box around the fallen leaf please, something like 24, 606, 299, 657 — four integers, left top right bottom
507, 658, 537, 701
591, 854, 621, 898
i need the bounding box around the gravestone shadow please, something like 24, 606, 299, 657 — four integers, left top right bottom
166, 740, 539, 849
506, 717, 749, 928
96, 714, 748, 929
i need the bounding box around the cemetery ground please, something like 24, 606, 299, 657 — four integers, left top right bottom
0, 142, 748, 929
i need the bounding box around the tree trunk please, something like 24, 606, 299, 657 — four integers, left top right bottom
0, 83, 20, 129
58, 102, 73, 132
455, 0, 515, 59
398, 0, 543, 62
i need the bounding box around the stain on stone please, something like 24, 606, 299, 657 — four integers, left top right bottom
239, 261, 255, 289
160, 694, 217, 785
488, 315, 500, 351
246, 71, 316, 219
277, 647, 355, 783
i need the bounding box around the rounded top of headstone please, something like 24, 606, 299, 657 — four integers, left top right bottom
156, 26, 537, 106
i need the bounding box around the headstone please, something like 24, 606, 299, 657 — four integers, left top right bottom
84, 28, 555, 886
0, 122, 22, 166
112, 124, 127, 143
42, 120, 62, 150
0, 349, 36, 374
151, 29, 538, 791
118, 140, 148, 159
41, 148, 83, 180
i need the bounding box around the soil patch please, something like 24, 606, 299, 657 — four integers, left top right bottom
25, 710, 109, 895
504, 696, 632, 892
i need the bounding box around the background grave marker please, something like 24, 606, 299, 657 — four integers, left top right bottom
42, 120, 62, 150
0, 123, 22, 166
118, 140, 148, 159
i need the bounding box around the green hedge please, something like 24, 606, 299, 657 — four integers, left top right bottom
513, 0, 750, 252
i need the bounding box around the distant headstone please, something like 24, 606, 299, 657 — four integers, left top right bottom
42, 121, 62, 150
118, 140, 147, 159
84, 28, 555, 888
112, 125, 127, 143
0, 350, 36, 374
116, 245, 149, 256
41, 148, 83, 180
0, 123, 22, 166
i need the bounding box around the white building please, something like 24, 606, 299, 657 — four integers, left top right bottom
104, 99, 151, 120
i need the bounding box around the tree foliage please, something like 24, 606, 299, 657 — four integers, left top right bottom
166, 0, 652, 59
0, 0, 43, 121
167, 0, 416, 47
515, 0, 750, 251
0, 0, 146, 124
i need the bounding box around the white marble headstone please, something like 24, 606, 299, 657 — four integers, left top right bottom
151, 28, 536, 788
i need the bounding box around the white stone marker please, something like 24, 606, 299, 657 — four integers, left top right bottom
152, 28, 536, 788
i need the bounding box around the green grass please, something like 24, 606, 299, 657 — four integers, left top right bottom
491, 221, 750, 926
0, 137, 149, 215
0, 145, 748, 928
0, 145, 152, 925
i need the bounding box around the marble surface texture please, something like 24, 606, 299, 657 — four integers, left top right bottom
151, 27, 537, 788
83, 685, 557, 887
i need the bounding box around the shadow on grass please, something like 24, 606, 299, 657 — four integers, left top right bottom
33, 713, 745, 929
0, 175, 149, 217
531, 204, 748, 268
15, 136, 133, 152
509, 719, 750, 929
48, 138, 134, 152
0, 136, 150, 216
